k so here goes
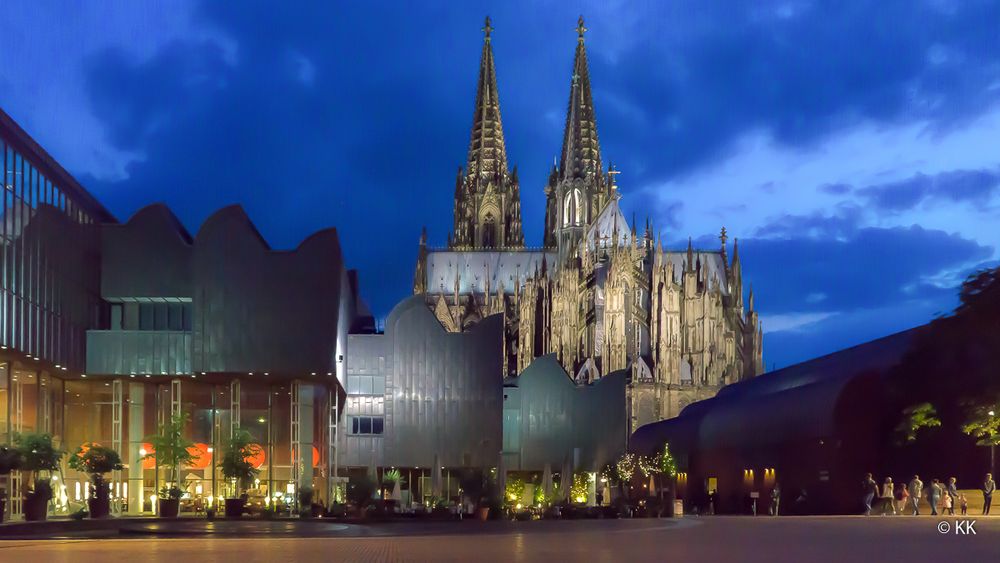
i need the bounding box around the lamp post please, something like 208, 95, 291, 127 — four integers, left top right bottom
989, 410, 996, 476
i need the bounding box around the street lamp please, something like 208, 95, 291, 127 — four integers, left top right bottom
990, 410, 996, 475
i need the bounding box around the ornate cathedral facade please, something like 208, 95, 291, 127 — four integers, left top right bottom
413, 17, 764, 431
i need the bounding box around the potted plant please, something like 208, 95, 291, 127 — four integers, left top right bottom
297, 486, 316, 518
14, 433, 63, 521
68, 444, 124, 518
381, 468, 403, 512
346, 473, 376, 517
0, 444, 24, 523
459, 469, 488, 520
219, 428, 260, 518
143, 414, 197, 518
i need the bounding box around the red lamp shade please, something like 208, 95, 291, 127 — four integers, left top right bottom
312, 446, 320, 468
248, 443, 266, 469
141, 443, 156, 470
187, 443, 212, 470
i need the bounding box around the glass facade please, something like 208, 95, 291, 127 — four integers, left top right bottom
1, 129, 108, 372
0, 108, 353, 521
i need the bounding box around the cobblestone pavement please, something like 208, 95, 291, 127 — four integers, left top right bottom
0, 516, 996, 562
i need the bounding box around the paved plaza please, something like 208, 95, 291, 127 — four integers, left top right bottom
0, 516, 996, 562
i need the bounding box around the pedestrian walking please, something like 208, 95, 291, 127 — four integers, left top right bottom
769, 483, 781, 516
908, 475, 923, 515
960, 494, 968, 516
862, 473, 878, 516
945, 477, 958, 516
880, 477, 895, 515
928, 479, 942, 516
983, 473, 995, 515
897, 483, 909, 515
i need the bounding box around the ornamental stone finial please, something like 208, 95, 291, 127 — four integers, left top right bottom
576, 16, 587, 39
483, 16, 493, 39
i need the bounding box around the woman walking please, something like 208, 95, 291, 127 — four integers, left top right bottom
897, 483, 909, 515
880, 477, 896, 515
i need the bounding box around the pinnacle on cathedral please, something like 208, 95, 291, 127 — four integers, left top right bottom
449, 16, 525, 250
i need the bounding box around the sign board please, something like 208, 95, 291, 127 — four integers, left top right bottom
750, 491, 760, 499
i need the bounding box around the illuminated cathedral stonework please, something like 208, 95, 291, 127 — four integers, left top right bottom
413, 17, 764, 431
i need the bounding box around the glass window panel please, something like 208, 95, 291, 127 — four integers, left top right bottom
139, 303, 154, 330
359, 376, 373, 395
359, 417, 371, 434
372, 417, 383, 435
372, 376, 385, 396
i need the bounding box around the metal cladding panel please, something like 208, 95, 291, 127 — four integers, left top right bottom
380, 296, 503, 469
509, 354, 626, 472
86, 330, 192, 375
190, 206, 355, 379
100, 204, 193, 300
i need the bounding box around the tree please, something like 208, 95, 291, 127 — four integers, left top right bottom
894, 403, 942, 445
143, 414, 197, 498
961, 401, 1000, 447
69, 444, 124, 500
219, 428, 261, 498
615, 453, 637, 501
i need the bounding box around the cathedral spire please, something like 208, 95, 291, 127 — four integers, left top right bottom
466, 16, 508, 177
559, 16, 602, 181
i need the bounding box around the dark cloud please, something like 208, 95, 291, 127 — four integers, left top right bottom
593, 1, 1000, 186
741, 212, 993, 316
858, 168, 1000, 211
820, 183, 852, 195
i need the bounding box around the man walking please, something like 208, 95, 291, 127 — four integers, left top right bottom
984, 473, 996, 515
928, 479, 942, 516
862, 473, 878, 516
908, 475, 923, 515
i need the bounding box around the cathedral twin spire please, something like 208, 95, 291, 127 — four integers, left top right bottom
450, 16, 523, 250
466, 16, 508, 177
559, 16, 603, 183
450, 15, 608, 251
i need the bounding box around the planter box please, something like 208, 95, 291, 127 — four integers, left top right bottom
88, 497, 111, 519
224, 498, 245, 518
159, 498, 180, 518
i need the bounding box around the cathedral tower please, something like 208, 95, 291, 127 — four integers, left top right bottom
544, 17, 615, 258
450, 17, 525, 250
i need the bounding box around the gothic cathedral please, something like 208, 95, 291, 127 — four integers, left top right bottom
413, 17, 764, 431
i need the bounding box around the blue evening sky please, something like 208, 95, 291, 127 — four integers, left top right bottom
1, 1, 998, 369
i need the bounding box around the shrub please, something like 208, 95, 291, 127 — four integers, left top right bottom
219, 429, 261, 497
347, 474, 376, 508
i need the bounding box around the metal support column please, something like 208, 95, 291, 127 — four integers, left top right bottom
290, 381, 301, 512
111, 379, 123, 514
267, 388, 274, 504
230, 379, 240, 437
211, 387, 218, 504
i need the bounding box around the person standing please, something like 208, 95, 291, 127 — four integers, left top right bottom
908, 475, 923, 515
880, 477, 895, 515
862, 473, 878, 516
984, 473, 996, 515
928, 479, 942, 516
770, 483, 781, 516
946, 477, 958, 516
